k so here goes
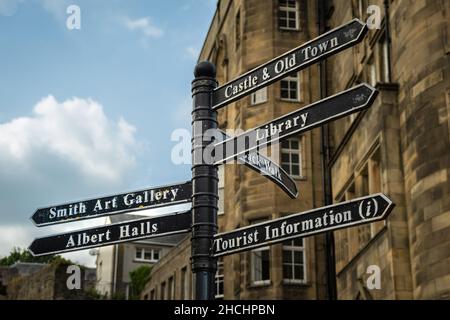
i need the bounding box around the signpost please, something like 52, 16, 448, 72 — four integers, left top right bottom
28, 211, 191, 256
212, 19, 368, 110
31, 181, 192, 226
25, 18, 393, 302
213, 194, 394, 257
219, 130, 298, 199
214, 84, 378, 165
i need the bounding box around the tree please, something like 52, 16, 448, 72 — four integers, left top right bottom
129, 265, 152, 299
0, 247, 71, 266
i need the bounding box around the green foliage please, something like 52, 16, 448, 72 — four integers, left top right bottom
129, 265, 152, 299
83, 287, 106, 300
0, 247, 72, 266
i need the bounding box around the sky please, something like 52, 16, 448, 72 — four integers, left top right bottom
0, 0, 216, 267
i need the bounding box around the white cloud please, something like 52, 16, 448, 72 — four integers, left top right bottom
39, 0, 70, 22
0, 0, 23, 16
0, 0, 69, 20
123, 16, 163, 38
0, 225, 33, 254
0, 95, 138, 182
185, 46, 199, 60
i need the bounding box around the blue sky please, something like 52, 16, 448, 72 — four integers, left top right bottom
0, 0, 216, 266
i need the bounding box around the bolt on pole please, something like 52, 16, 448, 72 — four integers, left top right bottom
191, 61, 219, 300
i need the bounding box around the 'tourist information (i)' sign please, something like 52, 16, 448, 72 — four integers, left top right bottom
213, 194, 394, 257
31, 181, 192, 226
213, 19, 368, 110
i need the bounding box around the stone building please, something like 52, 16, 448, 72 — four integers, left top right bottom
95, 214, 187, 299
141, 0, 450, 300
4, 262, 96, 300
327, 0, 450, 300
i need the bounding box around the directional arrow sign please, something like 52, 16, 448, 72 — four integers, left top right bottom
213, 194, 394, 257
214, 83, 378, 165
213, 19, 367, 110
31, 181, 192, 227
218, 130, 298, 199
28, 211, 192, 256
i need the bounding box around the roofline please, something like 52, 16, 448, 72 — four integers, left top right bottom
198, 0, 233, 62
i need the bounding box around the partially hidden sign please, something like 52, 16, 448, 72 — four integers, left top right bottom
219, 130, 298, 199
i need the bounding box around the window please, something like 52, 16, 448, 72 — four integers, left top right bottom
251, 87, 268, 105
135, 247, 160, 263
251, 219, 271, 285
283, 238, 306, 283
218, 166, 225, 215
281, 137, 302, 178
181, 267, 189, 300
160, 282, 166, 300
251, 246, 271, 285
368, 55, 377, 87
379, 35, 390, 83
357, 166, 371, 246
279, 0, 299, 30
168, 276, 174, 300
150, 289, 155, 300
215, 258, 224, 299
280, 73, 300, 101
235, 9, 241, 50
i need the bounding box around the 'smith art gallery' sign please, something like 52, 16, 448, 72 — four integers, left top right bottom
31, 181, 192, 226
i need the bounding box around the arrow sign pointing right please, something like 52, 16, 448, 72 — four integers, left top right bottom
28, 211, 192, 256
213, 19, 368, 110
214, 83, 378, 165
213, 194, 395, 257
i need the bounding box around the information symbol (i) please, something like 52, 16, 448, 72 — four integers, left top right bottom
359, 198, 378, 220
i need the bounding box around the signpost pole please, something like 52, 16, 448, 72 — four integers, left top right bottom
191, 61, 218, 300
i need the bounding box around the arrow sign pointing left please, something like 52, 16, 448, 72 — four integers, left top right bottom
31, 181, 192, 227
28, 211, 192, 256
213, 194, 394, 257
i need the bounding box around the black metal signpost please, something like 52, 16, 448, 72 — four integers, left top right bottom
28, 211, 191, 256
190, 62, 219, 300
31, 181, 192, 226
26, 18, 394, 302
213, 194, 394, 257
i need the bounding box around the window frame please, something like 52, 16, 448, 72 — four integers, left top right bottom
218, 165, 225, 215
134, 247, 161, 263
215, 258, 224, 299
280, 73, 300, 102
282, 238, 307, 284
251, 87, 268, 106
281, 137, 303, 179
278, 0, 300, 31
251, 245, 271, 286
